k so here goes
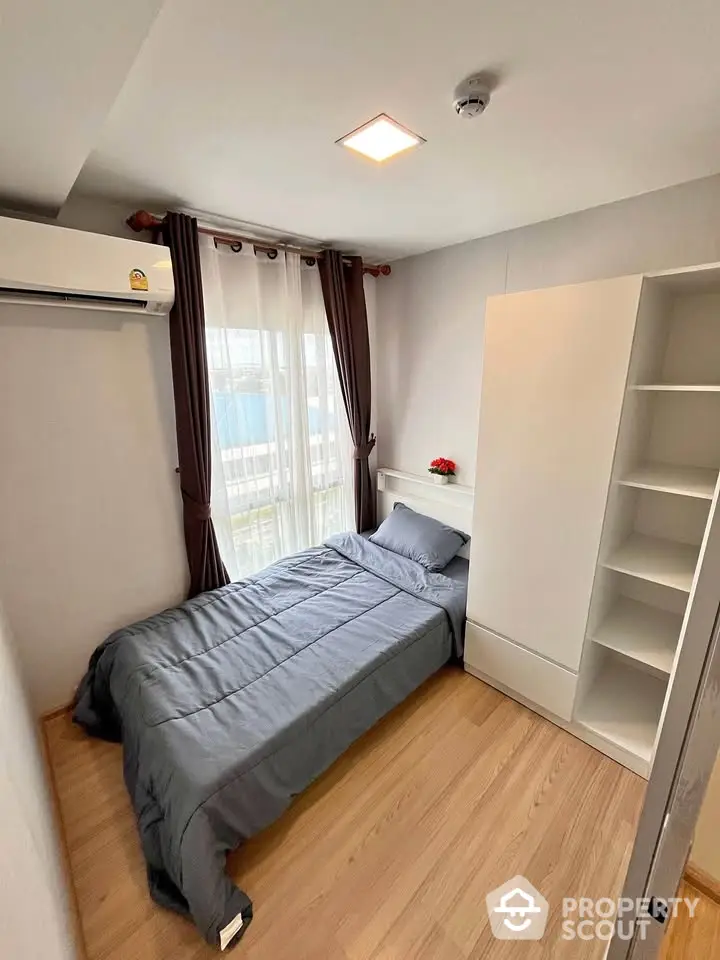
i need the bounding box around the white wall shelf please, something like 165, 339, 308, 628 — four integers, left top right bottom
376, 467, 474, 498
603, 533, 699, 592
576, 659, 667, 769
591, 597, 681, 677
618, 463, 718, 500
631, 384, 720, 392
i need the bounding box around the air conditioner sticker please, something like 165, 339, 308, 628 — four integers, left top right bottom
130, 268, 149, 291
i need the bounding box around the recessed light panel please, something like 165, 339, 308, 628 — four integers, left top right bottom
338, 114, 424, 162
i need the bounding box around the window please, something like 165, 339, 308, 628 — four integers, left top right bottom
200, 240, 351, 579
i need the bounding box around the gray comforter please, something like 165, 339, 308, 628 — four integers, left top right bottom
73, 532, 467, 949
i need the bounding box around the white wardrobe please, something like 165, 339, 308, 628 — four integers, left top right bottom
464, 263, 720, 777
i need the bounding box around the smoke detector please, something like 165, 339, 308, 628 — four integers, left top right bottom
453, 74, 491, 119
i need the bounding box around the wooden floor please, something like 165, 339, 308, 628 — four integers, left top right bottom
46, 668, 647, 960
661, 880, 720, 959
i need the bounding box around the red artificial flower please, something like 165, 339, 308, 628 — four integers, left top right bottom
429, 457, 456, 475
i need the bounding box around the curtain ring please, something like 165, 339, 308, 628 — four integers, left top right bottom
230, 242, 243, 253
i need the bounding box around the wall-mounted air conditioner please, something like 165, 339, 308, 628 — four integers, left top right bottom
0, 215, 174, 316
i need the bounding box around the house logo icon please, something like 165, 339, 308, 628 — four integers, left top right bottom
486, 875, 549, 940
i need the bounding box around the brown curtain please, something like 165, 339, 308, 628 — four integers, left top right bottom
162, 212, 230, 596
319, 251, 376, 532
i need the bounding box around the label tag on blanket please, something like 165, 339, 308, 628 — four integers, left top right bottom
219, 912, 244, 951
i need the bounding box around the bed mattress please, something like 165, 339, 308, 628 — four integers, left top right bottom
73, 531, 467, 949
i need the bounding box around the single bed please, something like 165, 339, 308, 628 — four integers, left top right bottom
74, 515, 469, 950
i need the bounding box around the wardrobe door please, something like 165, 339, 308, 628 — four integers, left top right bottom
467, 276, 642, 671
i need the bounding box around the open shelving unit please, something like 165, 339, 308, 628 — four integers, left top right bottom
576, 656, 667, 764
603, 533, 698, 592
576, 267, 720, 776
618, 463, 718, 500
590, 596, 680, 678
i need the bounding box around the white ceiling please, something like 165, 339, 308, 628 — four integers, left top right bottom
0, 0, 163, 214
7, 0, 720, 258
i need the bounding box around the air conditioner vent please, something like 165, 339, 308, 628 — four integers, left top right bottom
0, 287, 148, 311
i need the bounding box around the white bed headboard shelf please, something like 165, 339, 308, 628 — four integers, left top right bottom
376, 467, 475, 557
377, 467, 474, 500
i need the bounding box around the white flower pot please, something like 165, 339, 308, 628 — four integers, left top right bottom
430, 473, 450, 485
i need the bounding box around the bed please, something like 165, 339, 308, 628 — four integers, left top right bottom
74, 499, 469, 950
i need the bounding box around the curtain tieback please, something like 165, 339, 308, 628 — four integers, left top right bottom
353, 435, 376, 460
182, 489, 212, 522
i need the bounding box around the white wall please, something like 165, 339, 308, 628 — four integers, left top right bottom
376, 173, 720, 486
0, 196, 186, 711
0, 602, 76, 960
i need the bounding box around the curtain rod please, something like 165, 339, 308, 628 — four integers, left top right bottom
126, 210, 391, 278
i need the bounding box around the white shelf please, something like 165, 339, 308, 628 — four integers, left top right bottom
576, 661, 667, 766
646, 262, 720, 293
618, 463, 718, 500
376, 467, 474, 497
591, 597, 681, 677
603, 533, 699, 592
631, 384, 720, 392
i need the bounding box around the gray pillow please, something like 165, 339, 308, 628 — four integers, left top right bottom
370, 502, 469, 572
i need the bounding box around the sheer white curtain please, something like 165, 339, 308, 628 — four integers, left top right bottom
199, 237, 352, 580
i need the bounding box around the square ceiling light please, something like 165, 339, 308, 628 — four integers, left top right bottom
338, 114, 425, 163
